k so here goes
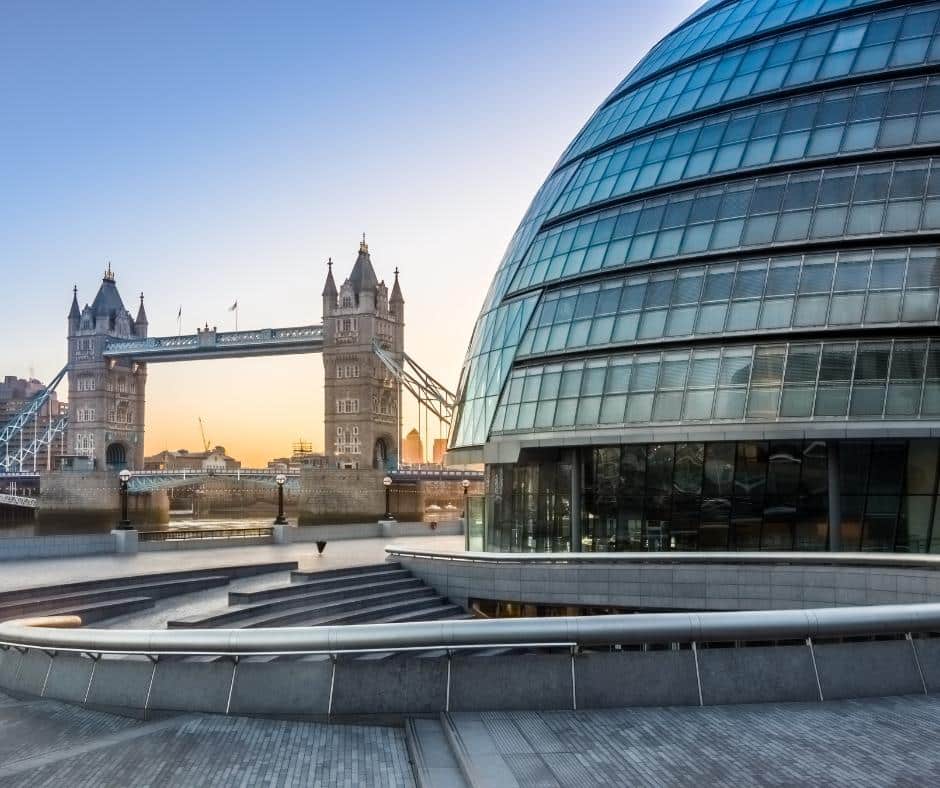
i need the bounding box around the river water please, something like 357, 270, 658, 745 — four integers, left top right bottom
0, 510, 292, 538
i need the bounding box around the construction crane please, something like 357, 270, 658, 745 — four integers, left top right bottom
198, 417, 211, 452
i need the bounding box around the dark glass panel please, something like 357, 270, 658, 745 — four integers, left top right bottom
868, 441, 906, 495
839, 441, 871, 495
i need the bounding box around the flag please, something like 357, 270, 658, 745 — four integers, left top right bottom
177, 306, 182, 319
229, 301, 238, 312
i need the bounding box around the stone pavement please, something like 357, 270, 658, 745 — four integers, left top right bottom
4, 690, 940, 785
450, 695, 940, 786
0, 696, 414, 788
0, 534, 463, 593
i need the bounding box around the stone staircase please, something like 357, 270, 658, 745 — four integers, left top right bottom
167, 562, 471, 629
0, 562, 298, 624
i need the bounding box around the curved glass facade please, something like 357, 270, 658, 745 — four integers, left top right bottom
451, 0, 940, 553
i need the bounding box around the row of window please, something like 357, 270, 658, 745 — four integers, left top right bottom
74, 434, 95, 455
519, 246, 940, 358
335, 364, 360, 379
563, 3, 940, 162
335, 398, 360, 414
493, 338, 940, 433
510, 157, 940, 294
450, 296, 537, 449
75, 408, 96, 422
454, 165, 578, 450
108, 406, 134, 425
617, 0, 883, 94
485, 438, 940, 553
481, 165, 577, 314
553, 76, 940, 221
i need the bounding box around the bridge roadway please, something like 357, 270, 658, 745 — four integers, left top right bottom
102, 324, 324, 362
127, 467, 482, 493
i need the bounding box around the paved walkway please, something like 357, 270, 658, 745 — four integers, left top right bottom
451, 695, 940, 786
0, 534, 463, 592
0, 695, 414, 787
4, 690, 940, 785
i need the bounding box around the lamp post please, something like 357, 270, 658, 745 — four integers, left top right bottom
462, 478, 470, 519
117, 469, 132, 529
274, 474, 288, 525
383, 475, 393, 520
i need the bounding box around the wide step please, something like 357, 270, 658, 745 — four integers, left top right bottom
171, 577, 427, 628
289, 561, 401, 583
230, 568, 412, 603
406, 717, 470, 788
0, 561, 297, 606
168, 586, 440, 629
0, 575, 230, 623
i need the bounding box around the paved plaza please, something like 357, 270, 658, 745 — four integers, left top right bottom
450, 695, 940, 786
0, 534, 463, 593
2, 688, 940, 785
0, 692, 414, 788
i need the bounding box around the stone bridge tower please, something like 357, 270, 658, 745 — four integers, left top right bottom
66, 266, 148, 470
322, 238, 403, 470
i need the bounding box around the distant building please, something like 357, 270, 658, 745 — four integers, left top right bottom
267, 441, 328, 472
402, 428, 424, 466
0, 375, 68, 469
432, 438, 447, 466
144, 445, 241, 471
0, 375, 67, 421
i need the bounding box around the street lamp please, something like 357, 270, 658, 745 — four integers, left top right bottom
117, 468, 132, 529
462, 478, 470, 518
383, 475, 394, 520
274, 474, 288, 525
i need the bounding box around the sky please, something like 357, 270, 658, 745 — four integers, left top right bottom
0, 0, 700, 466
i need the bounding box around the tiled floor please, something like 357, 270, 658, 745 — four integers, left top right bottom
0, 701, 415, 788
451, 695, 940, 786
0, 534, 463, 593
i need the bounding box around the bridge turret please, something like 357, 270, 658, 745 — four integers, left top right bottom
390, 267, 404, 321
322, 257, 337, 317
68, 286, 81, 334
322, 238, 403, 471
135, 293, 148, 337
66, 267, 146, 472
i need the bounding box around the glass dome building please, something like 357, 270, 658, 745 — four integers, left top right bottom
450, 0, 940, 554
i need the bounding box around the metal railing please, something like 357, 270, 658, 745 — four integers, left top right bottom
0, 493, 38, 509
137, 527, 274, 543
385, 544, 940, 569
2, 603, 940, 658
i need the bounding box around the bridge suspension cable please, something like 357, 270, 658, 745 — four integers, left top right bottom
371, 339, 456, 426
0, 366, 69, 473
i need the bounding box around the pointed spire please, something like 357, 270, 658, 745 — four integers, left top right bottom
69, 285, 81, 320
103, 261, 115, 282
322, 256, 337, 297
349, 236, 378, 295
135, 292, 148, 326
390, 266, 404, 304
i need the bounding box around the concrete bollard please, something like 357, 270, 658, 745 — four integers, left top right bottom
111, 528, 139, 555
272, 523, 293, 545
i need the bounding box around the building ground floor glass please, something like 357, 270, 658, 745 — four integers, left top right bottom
475, 437, 940, 554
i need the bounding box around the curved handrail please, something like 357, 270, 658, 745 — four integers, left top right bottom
3, 604, 940, 658
385, 545, 940, 570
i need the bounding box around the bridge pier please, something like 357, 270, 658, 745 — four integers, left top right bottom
38, 471, 169, 531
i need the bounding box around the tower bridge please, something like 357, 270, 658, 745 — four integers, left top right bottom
102, 324, 324, 363
1, 239, 458, 477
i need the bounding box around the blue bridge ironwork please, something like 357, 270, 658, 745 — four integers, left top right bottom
103, 325, 324, 363
126, 467, 483, 494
